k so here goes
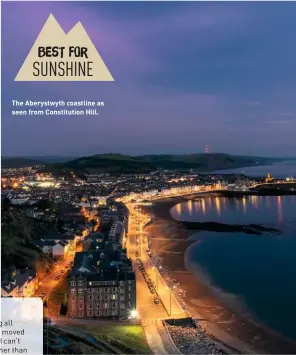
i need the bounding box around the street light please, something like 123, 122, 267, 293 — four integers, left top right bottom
130, 309, 138, 324
130, 309, 138, 318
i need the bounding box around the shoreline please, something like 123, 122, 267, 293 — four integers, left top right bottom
141, 193, 296, 354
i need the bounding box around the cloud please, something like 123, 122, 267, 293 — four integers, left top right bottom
2, 1, 296, 156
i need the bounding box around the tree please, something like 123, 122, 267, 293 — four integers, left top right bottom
2, 197, 11, 210
57, 218, 64, 232
60, 303, 68, 316
37, 199, 56, 211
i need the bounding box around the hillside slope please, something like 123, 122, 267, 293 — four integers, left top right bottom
43, 153, 273, 175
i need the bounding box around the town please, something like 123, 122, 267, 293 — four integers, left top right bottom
1, 165, 296, 354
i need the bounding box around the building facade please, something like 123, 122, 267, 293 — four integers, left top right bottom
67, 252, 136, 319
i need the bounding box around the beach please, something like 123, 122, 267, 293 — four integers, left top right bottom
142, 194, 296, 354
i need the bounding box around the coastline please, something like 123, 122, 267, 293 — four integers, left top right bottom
141, 194, 296, 354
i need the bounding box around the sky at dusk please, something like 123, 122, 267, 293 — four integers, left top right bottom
2, 1, 296, 157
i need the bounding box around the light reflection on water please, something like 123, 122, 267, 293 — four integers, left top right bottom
171, 195, 296, 230
171, 195, 296, 341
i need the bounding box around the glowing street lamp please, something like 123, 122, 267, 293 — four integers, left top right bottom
130, 309, 138, 318
130, 309, 138, 324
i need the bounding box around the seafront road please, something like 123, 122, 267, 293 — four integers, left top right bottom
127, 204, 186, 354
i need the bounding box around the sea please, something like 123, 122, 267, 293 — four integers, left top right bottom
213, 160, 296, 178
170, 162, 296, 342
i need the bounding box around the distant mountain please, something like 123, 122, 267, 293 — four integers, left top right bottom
42, 153, 277, 175
1, 156, 76, 168
1, 157, 45, 168
25, 156, 77, 163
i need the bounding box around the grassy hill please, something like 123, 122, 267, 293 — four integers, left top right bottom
1, 200, 53, 278
65, 154, 156, 173
42, 153, 275, 176
46, 323, 151, 354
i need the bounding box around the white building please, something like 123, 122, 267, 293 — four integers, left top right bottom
52, 241, 70, 259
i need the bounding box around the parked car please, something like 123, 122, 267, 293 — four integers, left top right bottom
43, 317, 55, 325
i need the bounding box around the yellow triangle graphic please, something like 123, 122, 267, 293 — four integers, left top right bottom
15, 14, 114, 81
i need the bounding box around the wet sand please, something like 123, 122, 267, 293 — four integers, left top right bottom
142, 195, 296, 354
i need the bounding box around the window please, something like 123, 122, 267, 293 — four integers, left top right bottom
104, 288, 108, 292
97, 304, 100, 309
112, 287, 116, 292
104, 295, 108, 300
78, 288, 83, 294
70, 281, 76, 286
71, 289, 76, 294
111, 295, 116, 300
79, 304, 83, 309
88, 288, 92, 293
104, 303, 108, 309
96, 311, 100, 316
128, 293, 131, 299
89, 304, 92, 309
78, 280, 83, 286
128, 286, 131, 291
89, 311, 92, 316
112, 303, 116, 308
89, 296, 92, 301
97, 295, 100, 300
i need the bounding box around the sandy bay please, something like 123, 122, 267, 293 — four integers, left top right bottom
141, 193, 296, 354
